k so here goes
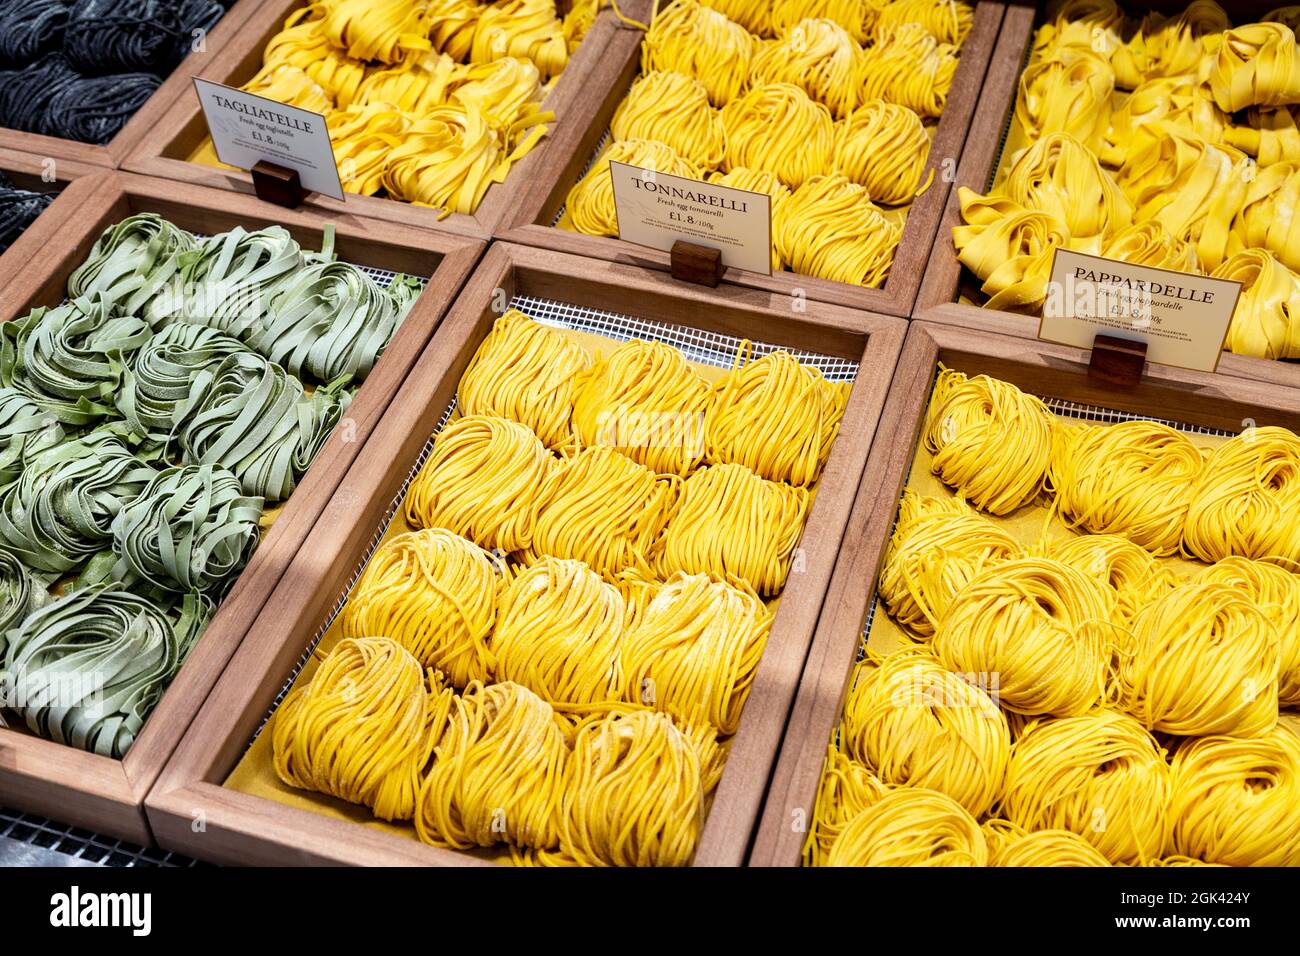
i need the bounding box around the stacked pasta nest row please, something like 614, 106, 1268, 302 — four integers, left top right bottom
195, 0, 606, 213
808, 367, 1300, 867
955, 0, 1300, 360
562, 0, 974, 286
0, 212, 419, 759
271, 308, 852, 866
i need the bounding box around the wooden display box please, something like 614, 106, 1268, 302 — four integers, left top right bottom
749, 320, 1300, 867
124, 0, 652, 241
0, 149, 106, 288
916, 1, 1300, 389
496, 1, 1005, 318
145, 241, 908, 867
0, 172, 484, 846
0, 0, 260, 169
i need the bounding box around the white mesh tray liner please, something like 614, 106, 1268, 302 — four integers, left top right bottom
247, 292, 860, 743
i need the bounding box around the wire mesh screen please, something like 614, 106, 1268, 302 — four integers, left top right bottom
245, 293, 861, 748
551, 128, 611, 226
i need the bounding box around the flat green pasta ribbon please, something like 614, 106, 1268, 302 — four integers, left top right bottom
0, 550, 46, 659
66, 213, 196, 314
112, 463, 264, 595
0, 386, 63, 484
0, 582, 211, 757
172, 352, 350, 502
0, 426, 158, 574
0, 295, 152, 425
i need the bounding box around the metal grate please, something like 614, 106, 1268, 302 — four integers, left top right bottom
551, 128, 611, 226
0, 808, 199, 867
246, 292, 860, 748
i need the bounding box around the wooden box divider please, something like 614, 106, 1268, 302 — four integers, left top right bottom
0, 171, 484, 846
0, 0, 261, 169
144, 241, 908, 867
915, 1, 1300, 389
0, 149, 107, 290
749, 319, 1300, 867
123, 0, 653, 241
495, 1, 1006, 319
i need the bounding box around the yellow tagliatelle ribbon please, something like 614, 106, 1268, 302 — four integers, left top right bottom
1168, 717, 1300, 867
1117, 581, 1280, 737
1200, 556, 1300, 706
1214, 249, 1300, 359
1101, 75, 1229, 167
428, 0, 482, 60
1210, 22, 1300, 113
832, 99, 930, 205
773, 174, 902, 287
415, 680, 570, 850
751, 18, 862, 119
840, 648, 1009, 817
857, 24, 959, 119
326, 103, 411, 195
1182, 425, 1300, 564
999, 132, 1133, 245
704, 341, 849, 486
1227, 161, 1300, 272
564, 138, 702, 236
1226, 105, 1300, 166
571, 338, 712, 477
342, 528, 502, 686
1100, 220, 1200, 272
320, 0, 435, 64
1016, 46, 1115, 154
878, 491, 1020, 636
931, 557, 1116, 717
1110, 0, 1229, 90
998, 710, 1170, 866
405, 413, 556, 553
471, 0, 568, 80
656, 463, 810, 596
620, 571, 772, 734
1047, 419, 1205, 555
922, 366, 1055, 515
952, 193, 1068, 311
827, 787, 987, 867
242, 64, 334, 113
722, 82, 835, 188
611, 71, 726, 169
493, 555, 625, 705
273, 636, 453, 821
643, 0, 755, 106
458, 308, 592, 452
1031, 0, 1124, 61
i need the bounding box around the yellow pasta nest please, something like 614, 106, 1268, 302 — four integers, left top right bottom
610, 71, 726, 169
1100, 220, 1200, 272
750, 18, 862, 119
342, 529, 502, 686
565, 139, 703, 236
877, 491, 1020, 636
656, 463, 810, 595
857, 24, 959, 119
1015, 46, 1115, 154
773, 174, 902, 287
1117, 582, 1280, 738
1101, 75, 1229, 166
1048, 533, 1178, 623
1110, 1, 1229, 90
803, 741, 890, 866
952, 194, 1067, 311
875, 0, 972, 47
1000, 132, 1133, 243
1229, 162, 1300, 272
771, 0, 879, 44
840, 649, 1009, 817
704, 343, 849, 486
826, 787, 987, 867
998, 710, 1170, 865
988, 827, 1111, 867
932, 557, 1117, 717
1200, 556, 1300, 706
470, 0, 568, 80
832, 99, 930, 205
404, 413, 556, 553
722, 82, 835, 189
1209, 22, 1300, 113
642, 0, 756, 106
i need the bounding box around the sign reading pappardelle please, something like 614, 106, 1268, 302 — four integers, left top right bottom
609, 161, 772, 276
193, 78, 345, 201
1040, 249, 1242, 374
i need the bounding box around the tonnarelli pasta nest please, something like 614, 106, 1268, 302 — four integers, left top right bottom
0, 211, 421, 759
192, 0, 615, 214
954, 0, 1300, 362
808, 365, 1300, 868
269, 307, 854, 866
562, 0, 974, 286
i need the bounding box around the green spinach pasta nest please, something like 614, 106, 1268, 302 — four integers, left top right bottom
0, 425, 158, 574
66, 213, 197, 313
172, 351, 351, 502
0, 386, 63, 484
0, 583, 212, 758
0, 550, 46, 659
0, 294, 152, 425
112, 463, 264, 596
117, 321, 248, 446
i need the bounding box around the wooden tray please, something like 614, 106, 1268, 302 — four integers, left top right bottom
495, 1, 1006, 318
749, 319, 1300, 867
0, 171, 483, 846
144, 241, 907, 866
0, 149, 107, 290
0, 0, 260, 169
123, 0, 653, 241
915, 1, 1300, 389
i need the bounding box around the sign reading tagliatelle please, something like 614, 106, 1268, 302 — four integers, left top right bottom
609, 161, 772, 276
1039, 249, 1242, 373
193, 78, 345, 201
